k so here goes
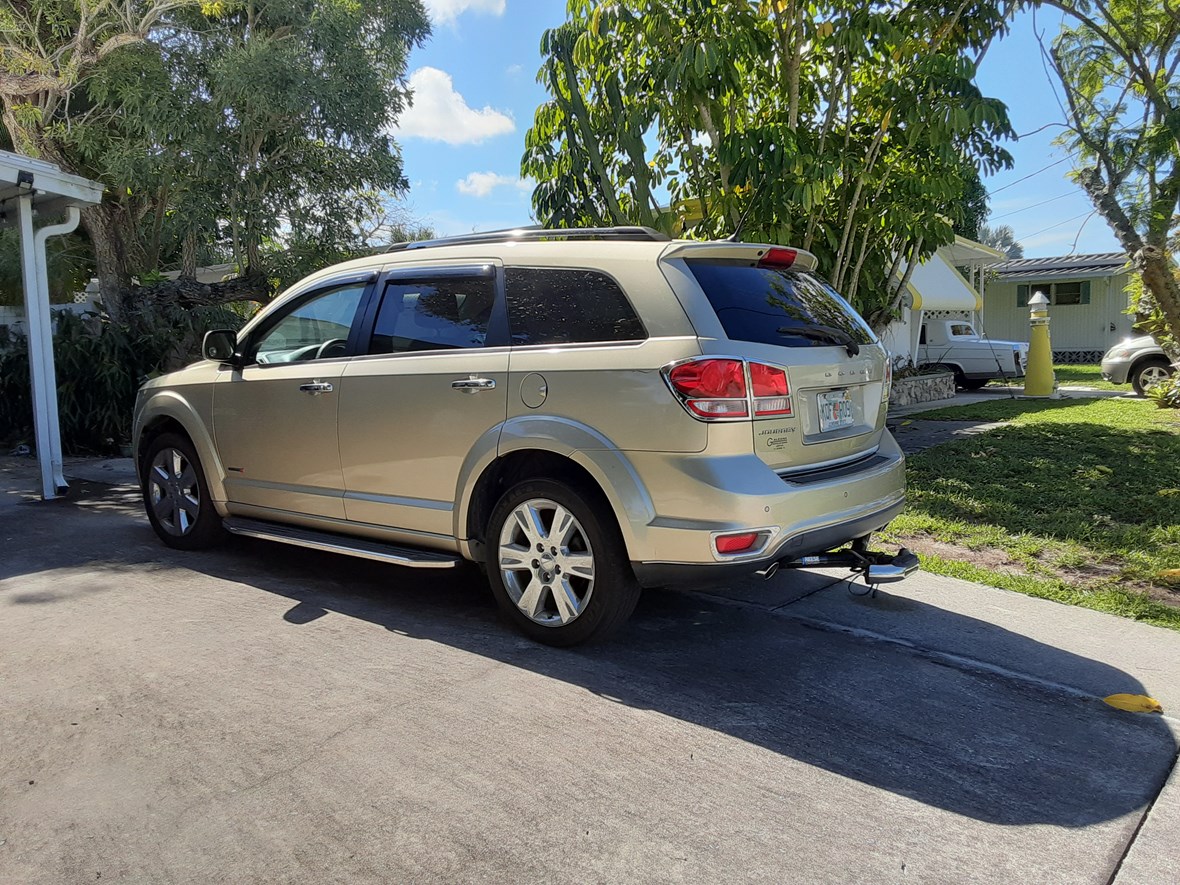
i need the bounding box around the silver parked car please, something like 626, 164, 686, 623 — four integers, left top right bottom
133, 227, 916, 645
1100, 335, 1175, 395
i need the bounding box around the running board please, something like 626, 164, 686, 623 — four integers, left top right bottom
222, 517, 461, 569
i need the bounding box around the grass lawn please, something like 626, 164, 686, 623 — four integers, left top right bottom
987, 364, 1123, 390
881, 397, 1180, 630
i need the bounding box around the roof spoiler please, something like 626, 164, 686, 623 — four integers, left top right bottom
661, 240, 818, 271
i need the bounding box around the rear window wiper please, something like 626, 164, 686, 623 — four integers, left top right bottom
776, 324, 860, 356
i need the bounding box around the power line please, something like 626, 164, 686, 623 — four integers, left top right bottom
990, 191, 1076, 220
1020, 210, 1093, 239
990, 155, 1076, 195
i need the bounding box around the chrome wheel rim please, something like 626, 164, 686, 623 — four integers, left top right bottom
148, 447, 200, 537
498, 498, 595, 627
1139, 366, 1169, 389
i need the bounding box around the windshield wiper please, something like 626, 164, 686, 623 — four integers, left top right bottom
776, 324, 860, 357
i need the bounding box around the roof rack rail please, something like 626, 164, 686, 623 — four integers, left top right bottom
385, 225, 670, 253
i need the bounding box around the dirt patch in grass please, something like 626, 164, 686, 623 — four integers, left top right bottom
895, 535, 1028, 577
893, 529, 1180, 606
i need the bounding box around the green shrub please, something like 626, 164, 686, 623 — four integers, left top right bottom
1147, 374, 1180, 409
0, 300, 251, 454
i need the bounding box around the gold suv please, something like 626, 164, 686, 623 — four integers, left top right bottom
134, 227, 916, 645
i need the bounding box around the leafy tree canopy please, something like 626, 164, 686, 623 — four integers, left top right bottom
1039, 0, 1180, 356
0, 0, 431, 316
523, 0, 1015, 329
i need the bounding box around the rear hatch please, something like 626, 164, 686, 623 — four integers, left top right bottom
679, 253, 887, 472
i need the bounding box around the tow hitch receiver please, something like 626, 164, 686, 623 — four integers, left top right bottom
771, 538, 920, 585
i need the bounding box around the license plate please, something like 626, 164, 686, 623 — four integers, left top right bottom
817, 389, 855, 432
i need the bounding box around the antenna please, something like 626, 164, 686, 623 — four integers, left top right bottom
727, 178, 766, 243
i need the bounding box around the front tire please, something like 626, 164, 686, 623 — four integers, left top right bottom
142, 432, 224, 550
1131, 358, 1173, 396
485, 479, 640, 646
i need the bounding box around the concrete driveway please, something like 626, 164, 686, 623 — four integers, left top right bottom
2, 461, 1178, 884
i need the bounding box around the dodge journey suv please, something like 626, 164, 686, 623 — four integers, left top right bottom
134, 227, 916, 645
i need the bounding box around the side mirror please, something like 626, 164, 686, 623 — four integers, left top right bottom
203, 329, 240, 364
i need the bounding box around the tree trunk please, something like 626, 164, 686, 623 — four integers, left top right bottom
1136, 246, 1180, 363
80, 203, 135, 321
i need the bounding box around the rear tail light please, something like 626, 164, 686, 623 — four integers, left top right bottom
749, 362, 791, 416
882, 359, 893, 403
664, 358, 792, 421
667, 359, 749, 418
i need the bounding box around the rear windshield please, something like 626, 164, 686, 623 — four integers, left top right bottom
686, 260, 874, 349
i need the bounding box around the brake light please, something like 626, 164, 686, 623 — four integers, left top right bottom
749, 362, 792, 416
667, 359, 748, 418
882, 359, 893, 403
665, 359, 792, 420
757, 247, 797, 268
715, 532, 760, 554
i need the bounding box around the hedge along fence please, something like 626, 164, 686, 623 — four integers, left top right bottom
0, 300, 251, 455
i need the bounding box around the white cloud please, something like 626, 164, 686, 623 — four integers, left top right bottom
456, 172, 533, 198
505, 63, 524, 77
394, 67, 514, 145
424, 0, 505, 25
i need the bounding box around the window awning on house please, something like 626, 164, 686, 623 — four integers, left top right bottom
1, 150, 103, 500
902, 254, 984, 312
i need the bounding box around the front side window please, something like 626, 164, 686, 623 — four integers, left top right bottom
254, 282, 367, 364
505, 267, 646, 345
950, 324, 976, 337
368, 274, 495, 354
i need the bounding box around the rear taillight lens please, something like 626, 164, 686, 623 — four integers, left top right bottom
749, 362, 792, 416
668, 359, 749, 418
882, 359, 893, 403
665, 359, 792, 420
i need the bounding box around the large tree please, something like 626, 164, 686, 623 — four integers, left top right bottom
523, 0, 1014, 329
0, 0, 430, 316
1039, 0, 1180, 356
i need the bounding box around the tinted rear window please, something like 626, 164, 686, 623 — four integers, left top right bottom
505, 268, 646, 345
686, 261, 873, 348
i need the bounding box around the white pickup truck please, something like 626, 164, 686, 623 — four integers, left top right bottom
918, 319, 1029, 390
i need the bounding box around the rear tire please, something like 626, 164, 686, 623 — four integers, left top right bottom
959, 378, 989, 391
1130, 357, 1173, 396
485, 478, 640, 646
142, 432, 224, 550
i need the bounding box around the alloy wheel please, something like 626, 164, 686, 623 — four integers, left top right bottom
497, 498, 595, 627
148, 447, 201, 536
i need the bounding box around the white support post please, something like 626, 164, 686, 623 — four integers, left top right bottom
16, 194, 70, 499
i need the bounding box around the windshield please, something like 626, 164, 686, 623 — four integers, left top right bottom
686, 260, 875, 349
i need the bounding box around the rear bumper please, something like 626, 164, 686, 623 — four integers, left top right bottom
624, 431, 907, 587
632, 497, 905, 588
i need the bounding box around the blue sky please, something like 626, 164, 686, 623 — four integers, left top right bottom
397, 2, 1122, 258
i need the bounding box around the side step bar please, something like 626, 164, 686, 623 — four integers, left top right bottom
223, 517, 461, 569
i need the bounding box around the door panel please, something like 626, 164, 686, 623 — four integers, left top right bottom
214, 361, 349, 518
339, 350, 509, 534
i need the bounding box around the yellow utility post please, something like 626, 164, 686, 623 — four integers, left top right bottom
1024, 291, 1056, 398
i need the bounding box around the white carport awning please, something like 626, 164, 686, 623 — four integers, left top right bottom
1, 150, 103, 500
902, 254, 983, 312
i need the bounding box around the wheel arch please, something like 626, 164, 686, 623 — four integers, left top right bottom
456, 418, 656, 563
135, 391, 227, 503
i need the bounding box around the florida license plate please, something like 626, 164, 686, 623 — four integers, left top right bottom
817, 388, 855, 432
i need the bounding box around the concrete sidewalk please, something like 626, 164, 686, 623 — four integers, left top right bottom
2, 463, 1179, 883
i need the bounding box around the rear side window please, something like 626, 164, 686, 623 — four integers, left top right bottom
686, 261, 873, 349
505, 268, 646, 345
369, 275, 495, 354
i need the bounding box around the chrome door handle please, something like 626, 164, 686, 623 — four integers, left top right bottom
299, 381, 334, 395
451, 377, 496, 391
